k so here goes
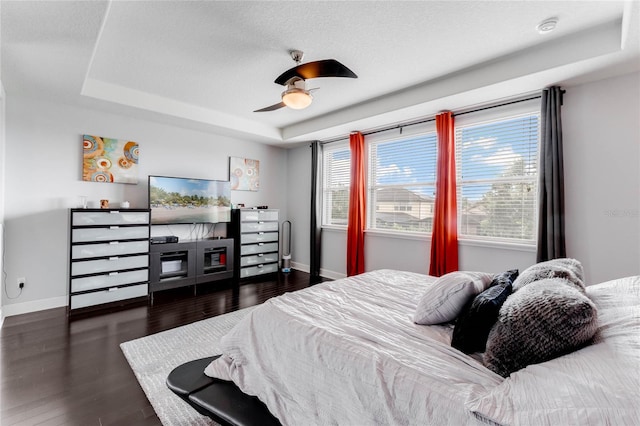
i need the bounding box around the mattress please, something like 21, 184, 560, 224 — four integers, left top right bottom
205, 270, 640, 425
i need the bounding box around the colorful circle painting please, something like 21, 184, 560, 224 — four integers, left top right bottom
229, 157, 260, 191
82, 134, 139, 184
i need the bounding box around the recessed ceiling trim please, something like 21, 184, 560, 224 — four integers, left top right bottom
281, 19, 623, 142
81, 78, 283, 141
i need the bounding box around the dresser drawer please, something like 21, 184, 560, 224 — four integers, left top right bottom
72, 241, 149, 259
240, 242, 278, 256
241, 221, 279, 232
71, 255, 149, 276
240, 210, 278, 222
241, 232, 278, 244
240, 263, 278, 278
71, 269, 148, 293
70, 283, 148, 310
240, 252, 279, 267
72, 226, 149, 242
72, 211, 150, 226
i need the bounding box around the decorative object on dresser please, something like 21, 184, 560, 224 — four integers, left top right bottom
149, 238, 234, 302
233, 209, 279, 280
68, 208, 150, 314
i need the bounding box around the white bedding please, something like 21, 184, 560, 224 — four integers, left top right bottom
205, 270, 640, 426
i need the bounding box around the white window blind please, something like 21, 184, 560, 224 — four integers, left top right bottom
322, 143, 351, 226
456, 112, 540, 243
368, 133, 437, 233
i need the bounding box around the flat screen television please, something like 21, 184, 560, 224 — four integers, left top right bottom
148, 175, 231, 225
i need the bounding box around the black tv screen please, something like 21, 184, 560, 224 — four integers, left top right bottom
149, 175, 231, 224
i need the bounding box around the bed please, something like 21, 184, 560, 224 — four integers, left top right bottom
171, 264, 640, 425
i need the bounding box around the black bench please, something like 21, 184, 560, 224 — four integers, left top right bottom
166, 355, 281, 426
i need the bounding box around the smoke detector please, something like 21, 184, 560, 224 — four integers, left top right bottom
537, 17, 558, 34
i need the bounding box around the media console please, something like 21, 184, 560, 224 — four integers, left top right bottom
149, 238, 234, 302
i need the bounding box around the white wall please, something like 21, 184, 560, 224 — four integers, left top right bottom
287, 72, 640, 284
2, 96, 288, 316
0, 82, 5, 325
285, 144, 312, 272
563, 71, 640, 284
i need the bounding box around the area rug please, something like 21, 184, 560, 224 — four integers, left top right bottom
120, 307, 255, 426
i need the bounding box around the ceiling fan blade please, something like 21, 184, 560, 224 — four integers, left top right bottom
274, 59, 357, 85
254, 102, 286, 112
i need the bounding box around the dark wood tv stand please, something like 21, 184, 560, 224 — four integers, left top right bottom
149, 238, 234, 302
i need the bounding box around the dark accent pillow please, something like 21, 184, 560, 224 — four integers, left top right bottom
483, 278, 598, 377
488, 269, 519, 289
451, 270, 518, 354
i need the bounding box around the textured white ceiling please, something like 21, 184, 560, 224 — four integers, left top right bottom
2, 1, 639, 145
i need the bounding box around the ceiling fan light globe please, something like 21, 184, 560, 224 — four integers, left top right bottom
282, 88, 312, 109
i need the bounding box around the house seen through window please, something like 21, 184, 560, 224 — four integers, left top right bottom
368, 133, 437, 233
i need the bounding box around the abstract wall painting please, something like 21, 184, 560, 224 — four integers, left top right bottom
83, 134, 139, 184
229, 156, 260, 191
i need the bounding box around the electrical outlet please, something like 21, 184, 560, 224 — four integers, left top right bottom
18, 277, 26, 289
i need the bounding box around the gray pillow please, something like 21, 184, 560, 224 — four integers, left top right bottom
484, 278, 598, 377
413, 271, 494, 325
512, 258, 585, 293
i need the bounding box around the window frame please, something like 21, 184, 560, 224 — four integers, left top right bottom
321, 141, 351, 228
318, 97, 542, 249
366, 125, 438, 235
454, 100, 541, 245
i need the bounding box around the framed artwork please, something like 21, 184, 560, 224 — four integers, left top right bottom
83, 134, 139, 184
229, 156, 260, 191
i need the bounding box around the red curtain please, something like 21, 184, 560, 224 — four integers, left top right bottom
347, 132, 366, 276
429, 112, 459, 276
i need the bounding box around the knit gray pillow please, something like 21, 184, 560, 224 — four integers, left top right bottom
484, 278, 598, 377
512, 258, 585, 293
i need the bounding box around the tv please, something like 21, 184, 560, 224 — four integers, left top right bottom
148, 175, 231, 225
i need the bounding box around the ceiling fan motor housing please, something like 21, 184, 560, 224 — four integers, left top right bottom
282, 78, 312, 109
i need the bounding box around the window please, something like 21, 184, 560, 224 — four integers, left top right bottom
456, 112, 540, 243
368, 133, 437, 233
320, 99, 540, 242
322, 143, 351, 226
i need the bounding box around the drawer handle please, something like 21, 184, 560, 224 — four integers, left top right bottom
258, 221, 264, 224
108, 287, 118, 292
109, 211, 120, 214
109, 226, 120, 229
109, 256, 119, 261
109, 272, 118, 276
109, 241, 119, 245
258, 243, 264, 246
258, 264, 264, 268
258, 253, 263, 257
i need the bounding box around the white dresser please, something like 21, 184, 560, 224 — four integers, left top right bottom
69, 208, 150, 313
234, 209, 279, 279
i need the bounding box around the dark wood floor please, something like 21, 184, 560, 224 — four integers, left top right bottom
1, 271, 322, 426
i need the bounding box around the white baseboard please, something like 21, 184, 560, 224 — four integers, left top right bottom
290, 261, 309, 273
319, 268, 346, 280
290, 261, 345, 281
1, 296, 68, 318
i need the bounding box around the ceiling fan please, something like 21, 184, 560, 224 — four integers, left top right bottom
254, 50, 357, 112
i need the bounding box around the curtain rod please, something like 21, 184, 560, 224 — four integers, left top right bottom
319, 92, 543, 146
